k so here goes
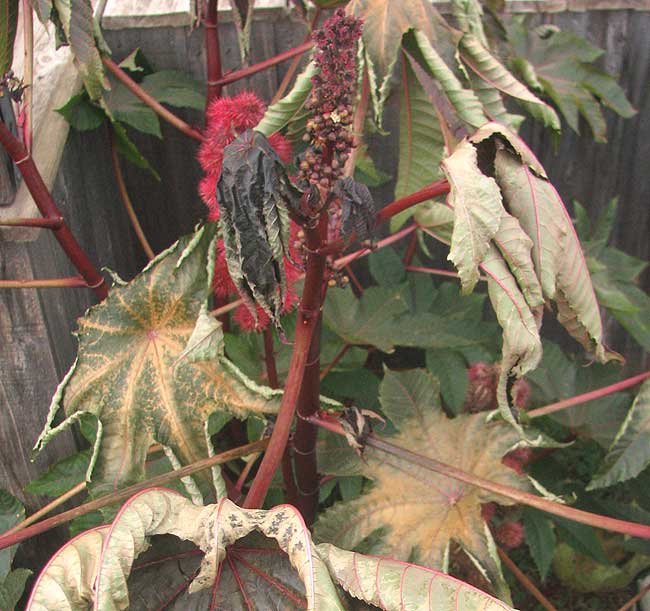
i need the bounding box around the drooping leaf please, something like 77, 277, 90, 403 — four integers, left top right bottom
459, 34, 560, 133
483, 127, 620, 363
323, 285, 409, 353
523, 508, 556, 581
450, 0, 488, 46
218, 130, 300, 330
256, 61, 316, 138
52, 0, 108, 100
410, 30, 488, 130
315, 369, 529, 598
104, 78, 162, 138
588, 380, 650, 490
346, 0, 448, 124
506, 19, 635, 142
391, 55, 446, 231
111, 121, 160, 180
551, 516, 609, 565
442, 139, 504, 294
34, 224, 281, 497
139, 70, 206, 110
0, 0, 19, 77
26, 488, 516, 611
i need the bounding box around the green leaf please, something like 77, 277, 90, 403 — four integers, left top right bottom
0, 490, 24, 578
442, 139, 504, 293
368, 247, 406, 287
25, 449, 90, 497
460, 34, 560, 133
347, 0, 448, 125
34, 224, 281, 496
104, 79, 161, 138
426, 349, 468, 415
321, 369, 381, 411
111, 121, 160, 180
507, 20, 635, 142
552, 516, 609, 565
391, 55, 446, 231
256, 61, 316, 138
56, 93, 106, 131
316, 368, 529, 600
414, 201, 454, 243
354, 145, 392, 187
0, 568, 31, 611
323, 285, 409, 353
0, 0, 19, 77
523, 508, 556, 581
140, 70, 206, 110
411, 30, 488, 129
52, 0, 108, 100
589, 380, 650, 490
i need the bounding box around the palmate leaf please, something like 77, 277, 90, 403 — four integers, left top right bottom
391, 55, 447, 231
315, 369, 529, 600
506, 20, 635, 142
34, 224, 281, 497
346, 0, 449, 125
588, 380, 650, 490
26, 489, 516, 611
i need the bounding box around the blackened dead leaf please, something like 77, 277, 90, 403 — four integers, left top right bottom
218, 129, 302, 329
335, 177, 377, 244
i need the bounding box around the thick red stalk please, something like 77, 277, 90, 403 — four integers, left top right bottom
0, 438, 269, 551
243, 214, 328, 509
0, 122, 108, 299
213, 41, 314, 87
204, 0, 223, 106
528, 371, 650, 419
102, 57, 204, 142
309, 415, 650, 539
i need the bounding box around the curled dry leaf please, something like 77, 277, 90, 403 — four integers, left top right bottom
34, 224, 281, 497
26, 488, 518, 611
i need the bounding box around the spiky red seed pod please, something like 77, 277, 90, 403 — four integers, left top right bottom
502, 448, 534, 475
481, 502, 497, 523
495, 521, 525, 549
463, 362, 498, 413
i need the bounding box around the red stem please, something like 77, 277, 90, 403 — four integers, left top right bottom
498, 547, 558, 611
333, 223, 416, 269
293, 314, 323, 524
0, 216, 63, 228
213, 41, 314, 88
405, 265, 462, 280
309, 415, 650, 539
528, 371, 650, 419
243, 213, 328, 509
0, 122, 108, 300
320, 343, 351, 381
403, 232, 417, 266
102, 57, 204, 142
204, 0, 223, 106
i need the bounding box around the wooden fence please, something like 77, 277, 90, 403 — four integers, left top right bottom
1, 5, 648, 536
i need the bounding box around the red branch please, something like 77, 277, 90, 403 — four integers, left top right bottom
204, 0, 223, 106
0, 122, 108, 300
213, 41, 314, 88
0, 216, 63, 228
102, 57, 204, 142
529, 371, 650, 419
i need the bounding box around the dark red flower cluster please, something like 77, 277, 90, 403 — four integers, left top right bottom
298, 8, 362, 190
197, 92, 298, 331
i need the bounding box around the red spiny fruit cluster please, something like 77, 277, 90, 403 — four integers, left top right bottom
298, 8, 362, 190
462, 362, 531, 413
197, 92, 297, 331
